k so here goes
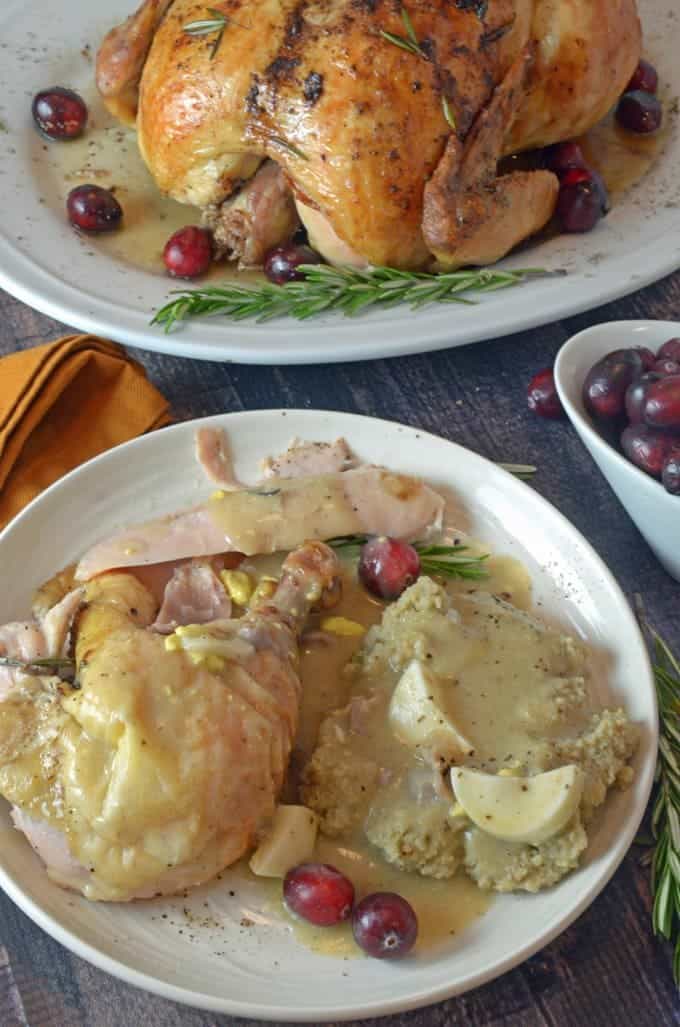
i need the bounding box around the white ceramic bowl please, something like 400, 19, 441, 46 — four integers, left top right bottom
555, 319, 680, 582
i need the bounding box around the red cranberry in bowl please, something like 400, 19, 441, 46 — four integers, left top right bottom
32, 87, 88, 140
642, 376, 680, 430
625, 372, 661, 424
527, 368, 564, 419
621, 424, 676, 479
582, 348, 643, 421
657, 338, 680, 364
634, 347, 657, 372
358, 537, 420, 601
67, 185, 122, 233
163, 226, 213, 278
626, 59, 659, 95
616, 90, 663, 134
652, 359, 680, 378
662, 447, 680, 495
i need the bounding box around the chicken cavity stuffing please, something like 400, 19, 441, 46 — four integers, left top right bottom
96, 0, 641, 269
0, 541, 341, 901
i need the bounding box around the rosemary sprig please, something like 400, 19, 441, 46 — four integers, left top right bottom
151, 265, 565, 330
0, 655, 76, 683
380, 6, 427, 57
184, 9, 231, 58
498, 462, 537, 480
328, 535, 489, 581
635, 597, 680, 986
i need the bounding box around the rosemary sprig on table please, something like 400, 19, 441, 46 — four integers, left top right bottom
498, 462, 537, 480
151, 265, 565, 330
635, 597, 680, 986
0, 655, 76, 683
183, 9, 232, 59
328, 536, 489, 581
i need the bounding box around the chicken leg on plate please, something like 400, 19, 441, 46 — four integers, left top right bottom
96, 0, 641, 269
0, 542, 341, 901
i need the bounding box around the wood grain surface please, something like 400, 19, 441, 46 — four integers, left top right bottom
1, 275, 680, 1027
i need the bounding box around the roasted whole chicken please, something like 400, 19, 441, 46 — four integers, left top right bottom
97, 0, 641, 270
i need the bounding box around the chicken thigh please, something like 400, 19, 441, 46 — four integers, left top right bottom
97, 0, 641, 269
0, 541, 340, 900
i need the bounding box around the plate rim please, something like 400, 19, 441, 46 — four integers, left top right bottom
0, 408, 658, 1020
0, 0, 678, 363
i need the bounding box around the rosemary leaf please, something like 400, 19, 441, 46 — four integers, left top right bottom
183, 8, 232, 58
0, 655, 76, 682
379, 30, 422, 57
441, 95, 457, 132
151, 265, 566, 331
634, 595, 680, 986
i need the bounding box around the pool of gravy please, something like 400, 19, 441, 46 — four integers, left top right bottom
46, 87, 670, 279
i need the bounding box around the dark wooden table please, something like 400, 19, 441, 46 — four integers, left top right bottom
1, 277, 679, 1027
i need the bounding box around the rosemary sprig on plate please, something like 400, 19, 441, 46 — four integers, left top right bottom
183, 9, 232, 58
151, 264, 565, 330
0, 655, 76, 683
328, 535, 489, 581
635, 597, 680, 985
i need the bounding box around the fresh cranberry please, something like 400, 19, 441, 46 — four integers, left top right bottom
583, 349, 643, 420
657, 338, 680, 364
544, 141, 587, 176
642, 376, 680, 430
625, 372, 661, 424
163, 226, 213, 278
358, 537, 420, 600
616, 91, 663, 134
352, 892, 418, 959
527, 368, 564, 419
621, 424, 676, 479
66, 185, 122, 233
556, 168, 609, 233
634, 347, 657, 372
652, 359, 680, 377
662, 447, 680, 495
283, 863, 354, 927
264, 244, 322, 285
626, 59, 659, 95
32, 87, 88, 140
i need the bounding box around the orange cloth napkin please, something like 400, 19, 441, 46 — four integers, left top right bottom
0, 334, 171, 530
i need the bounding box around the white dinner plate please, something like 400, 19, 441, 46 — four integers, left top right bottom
0, 409, 657, 1020
0, 1, 679, 364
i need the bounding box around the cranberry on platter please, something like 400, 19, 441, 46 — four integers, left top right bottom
641, 376, 680, 430
626, 59, 659, 95
527, 367, 565, 420
66, 185, 122, 233
556, 168, 609, 234
358, 537, 420, 601
616, 90, 663, 134
163, 226, 213, 278
32, 87, 88, 140
543, 141, 587, 176
283, 863, 354, 927
263, 243, 323, 285
352, 892, 418, 959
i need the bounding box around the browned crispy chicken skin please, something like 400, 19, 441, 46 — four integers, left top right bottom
97, 0, 641, 269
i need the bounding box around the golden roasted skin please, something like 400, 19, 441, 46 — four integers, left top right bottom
98, 0, 641, 269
